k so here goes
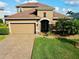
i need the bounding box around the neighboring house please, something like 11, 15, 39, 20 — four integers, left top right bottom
5, 2, 68, 34
70, 13, 79, 19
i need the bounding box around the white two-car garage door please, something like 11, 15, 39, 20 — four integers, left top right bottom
10, 23, 35, 34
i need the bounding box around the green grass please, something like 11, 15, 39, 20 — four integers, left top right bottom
0, 35, 5, 41
32, 37, 79, 59
0, 23, 8, 28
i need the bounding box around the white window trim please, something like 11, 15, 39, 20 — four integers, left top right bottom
8, 22, 12, 33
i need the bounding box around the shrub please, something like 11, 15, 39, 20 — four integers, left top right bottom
0, 19, 3, 23
47, 31, 52, 35
0, 23, 7, 27
0, 28, 9, 35
0, 23, 9, 35
56, 19, 79, 35
72, 20, 79, 33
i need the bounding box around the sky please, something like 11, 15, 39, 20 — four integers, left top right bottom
0, 0, 79, 15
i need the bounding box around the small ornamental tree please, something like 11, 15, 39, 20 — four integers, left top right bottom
56, 19, 79, 35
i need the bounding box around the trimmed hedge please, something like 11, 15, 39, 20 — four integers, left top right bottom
0, 28, 9, 35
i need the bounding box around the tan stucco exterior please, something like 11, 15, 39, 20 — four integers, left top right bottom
21, 8, 35, 11
37, 10, 53, 24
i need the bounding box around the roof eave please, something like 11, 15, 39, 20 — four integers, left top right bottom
53, 17, 72, 19
16, 6, 38, 8
5, 17, 40, 20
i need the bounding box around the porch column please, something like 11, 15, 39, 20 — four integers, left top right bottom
36, 21, 41, 34
35, 22, 40, 34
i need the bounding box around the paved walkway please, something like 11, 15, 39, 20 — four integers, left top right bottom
0, 34, 35, 59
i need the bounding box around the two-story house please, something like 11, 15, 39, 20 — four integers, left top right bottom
5, 2, 67, 34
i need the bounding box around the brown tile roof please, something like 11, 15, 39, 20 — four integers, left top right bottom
17, 2, 45, 7
5, 9, 70, 20
53, 12, 69, 19
16, 2, 54, 9
36, 6, 54, 11
5, 9, 40, 19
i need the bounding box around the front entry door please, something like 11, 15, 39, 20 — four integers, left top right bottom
41, 20, 49, 32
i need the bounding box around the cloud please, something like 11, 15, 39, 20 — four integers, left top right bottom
4, 10, 16, 15
4, 11, 11, 14
15, 0, 21, 2
0, 10, 12, 15
23, 0, 27, 3
64, 0, 79, 5
0, 1, 8, 8
54, 6, 72, 14
28, 0, 38, 2
62, 8, 72, 14
15, 0, 38, 3
55, 7, 60, 11
55, 7, 72, 12
3, 7, 16, 15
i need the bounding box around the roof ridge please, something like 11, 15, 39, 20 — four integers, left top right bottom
16, 2, 53, 8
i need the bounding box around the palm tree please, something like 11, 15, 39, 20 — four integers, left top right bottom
66, 11, 79, 19
66, 11, 74, 16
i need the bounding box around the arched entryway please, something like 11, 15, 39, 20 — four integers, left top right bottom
41, 20, 49, 32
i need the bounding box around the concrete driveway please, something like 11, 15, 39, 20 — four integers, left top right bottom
0, 34, 35, 59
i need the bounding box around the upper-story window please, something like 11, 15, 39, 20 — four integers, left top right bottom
17, 8, 22, 12
44, 12, 46, 17
19, 8, 22, 12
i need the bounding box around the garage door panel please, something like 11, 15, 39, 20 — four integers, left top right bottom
10, 23, 35, 34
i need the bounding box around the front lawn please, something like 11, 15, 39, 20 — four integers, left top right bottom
32, 37, 79, 59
